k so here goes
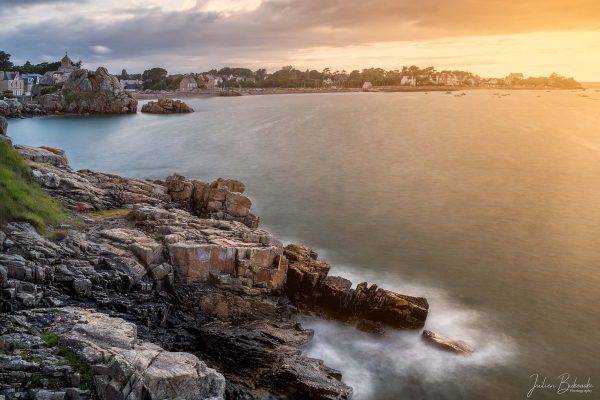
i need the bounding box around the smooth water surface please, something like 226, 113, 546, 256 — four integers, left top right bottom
9, 90, 600, 399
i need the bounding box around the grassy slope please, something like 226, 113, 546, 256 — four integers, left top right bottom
0, 141, 64, 231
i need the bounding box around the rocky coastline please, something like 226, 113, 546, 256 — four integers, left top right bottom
0, 138, 437, 399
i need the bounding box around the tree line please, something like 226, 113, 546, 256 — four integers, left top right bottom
0, 51, 82, 74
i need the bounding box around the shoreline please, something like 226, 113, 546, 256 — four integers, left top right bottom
131, 85, 585, 99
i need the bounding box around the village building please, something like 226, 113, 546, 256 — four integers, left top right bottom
178, 75, 198, 92
22, 73, 43, 95
0, 71, 24, 96
119, 79, 143, 91
400, 75, 416, 86
505, 73, 524, 85
40, 53, 79, 85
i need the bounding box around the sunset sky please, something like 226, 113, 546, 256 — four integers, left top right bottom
1, 0, 599, 80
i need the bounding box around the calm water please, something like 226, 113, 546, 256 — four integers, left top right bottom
9, 91, 600, 399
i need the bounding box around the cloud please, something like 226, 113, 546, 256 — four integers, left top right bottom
0, 0, 598, 79
89, 45, 112, 55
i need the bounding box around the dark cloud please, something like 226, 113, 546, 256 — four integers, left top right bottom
1, 0, 598, 72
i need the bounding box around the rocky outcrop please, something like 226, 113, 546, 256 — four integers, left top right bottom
422, 330, 474, 354
0, 116, 7, 136
0, 116, 10, 146
38, 67, 137, 114
0, 308, 225, 400
0, 99, 45, 118
0, 145, 432, 399
166, 174, 260, 228
141, 98, 193, 114
15, 146, 69, 167
285, 244, 429, 331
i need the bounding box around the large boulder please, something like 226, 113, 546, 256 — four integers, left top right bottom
166, 174, 259, 228
141, 98, 194, 114
0, 98, 23, 118
56, 308, 227, 400
38, 67, 137, 114
15, 145, 69, 166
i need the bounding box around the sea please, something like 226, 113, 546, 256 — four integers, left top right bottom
8, 89, 600, 399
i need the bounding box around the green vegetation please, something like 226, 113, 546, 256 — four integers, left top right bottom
57, 347, 95, 390
40, 85, 60, 95
62, 88, 79, 104
0, 141, 65, 232
40, 331, 58, 347
0, 50, 82, 74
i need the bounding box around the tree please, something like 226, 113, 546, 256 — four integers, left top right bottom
142, 67, 168, 90
0, 51, 13, 70
120, 69, 128, 80
255, 68, 267, 81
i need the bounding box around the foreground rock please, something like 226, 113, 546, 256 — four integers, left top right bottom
38, 67, 137, 114
141, 98, 194, 114
0, 145, 432, 399
422, 330, 474, 354
0, 308, 225, 400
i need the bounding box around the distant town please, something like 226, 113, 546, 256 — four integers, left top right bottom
0, 50, 583, 98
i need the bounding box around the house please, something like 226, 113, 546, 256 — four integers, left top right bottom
22, 73, 43, 95
322, 78, 334, 87
179, 75, 198, 92
119, 79, 143, 91
203, 74, 222, 90
400, 75, 416, 86
0, 71, 24, 96
505, 73, 524, 85
435, 72, 459, 86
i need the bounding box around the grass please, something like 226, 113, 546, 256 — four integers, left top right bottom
88, 208, 131, 220
0, 141, 65, 232
40, 331, 58, 347
57, 347, 95, 390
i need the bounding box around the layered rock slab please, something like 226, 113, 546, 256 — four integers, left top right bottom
284, 244, 429, 331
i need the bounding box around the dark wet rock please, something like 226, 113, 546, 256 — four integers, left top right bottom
422, 330, 474, 354
285, 244, 429, 330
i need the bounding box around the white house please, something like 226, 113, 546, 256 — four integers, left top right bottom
178, 75, 198, 92
505, 73, 524, 85
400, 75, 416, 86
0, 71, 24, 96
21, 73, 43, 95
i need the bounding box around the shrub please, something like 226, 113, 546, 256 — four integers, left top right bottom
57, 347, 95, 390
40, 85, 59, 95
40, 331, 58, 347
0, 142, 65, 231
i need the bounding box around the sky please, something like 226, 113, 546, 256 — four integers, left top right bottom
1, 0, 599, 80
